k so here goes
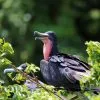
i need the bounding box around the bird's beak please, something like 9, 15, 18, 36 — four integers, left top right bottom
33, 31, 49, 40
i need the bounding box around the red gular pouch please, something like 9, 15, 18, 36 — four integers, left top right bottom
42, 37, 52, 61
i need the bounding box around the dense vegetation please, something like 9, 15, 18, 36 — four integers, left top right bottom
0, 39, 100, 100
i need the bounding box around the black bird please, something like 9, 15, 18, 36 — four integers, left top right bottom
34, 31, 91, 91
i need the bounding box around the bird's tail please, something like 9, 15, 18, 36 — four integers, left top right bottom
84, 87, 100, 95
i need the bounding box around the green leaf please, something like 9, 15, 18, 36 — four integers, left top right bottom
0, 39, 4, 45
0, 58, 12, 66
3, 42, 14, 55
25, 63, 40, 73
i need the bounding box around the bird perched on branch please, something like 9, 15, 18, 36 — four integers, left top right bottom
34, 31, 99, 93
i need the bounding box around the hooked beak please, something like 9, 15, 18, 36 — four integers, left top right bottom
33, 31, 49, 40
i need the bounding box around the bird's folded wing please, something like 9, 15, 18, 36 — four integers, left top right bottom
49, 54, 91, 83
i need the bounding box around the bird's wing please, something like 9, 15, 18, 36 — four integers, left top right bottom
49, 53, 91, 83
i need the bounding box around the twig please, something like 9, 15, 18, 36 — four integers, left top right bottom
11, 64, 66, 100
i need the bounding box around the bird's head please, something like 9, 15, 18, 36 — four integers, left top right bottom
34, 31, 58, 61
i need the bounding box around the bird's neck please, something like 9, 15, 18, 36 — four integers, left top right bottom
50, 44, 58, 56
43, 42, 58, 61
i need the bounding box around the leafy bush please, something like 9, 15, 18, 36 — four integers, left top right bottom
83, 41, 100, 100
0, 38, 14, 84
85, 41, 100, 87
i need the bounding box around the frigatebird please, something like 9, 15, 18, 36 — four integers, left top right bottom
34, 31, 93, 92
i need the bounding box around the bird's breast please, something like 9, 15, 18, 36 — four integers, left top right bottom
40, 60, 64, 86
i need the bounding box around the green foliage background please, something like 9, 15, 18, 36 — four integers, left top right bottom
0, 0, 100, 66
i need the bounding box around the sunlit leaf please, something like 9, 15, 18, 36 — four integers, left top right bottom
3, 42, 14, 55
